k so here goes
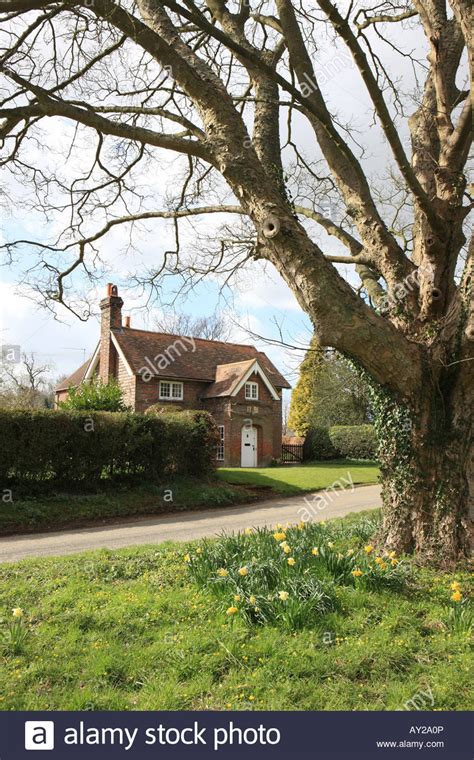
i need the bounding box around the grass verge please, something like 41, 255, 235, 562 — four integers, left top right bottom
0, 510, 471, 711
0, 479, 246, 535
0, 461, 379, 535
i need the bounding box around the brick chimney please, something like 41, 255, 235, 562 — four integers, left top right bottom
99, 283, 123, 381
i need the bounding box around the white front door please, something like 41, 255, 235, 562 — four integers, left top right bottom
241, 425, 257, 467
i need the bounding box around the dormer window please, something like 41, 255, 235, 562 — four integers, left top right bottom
159, 380, 183, 400
245, 381, 259, 400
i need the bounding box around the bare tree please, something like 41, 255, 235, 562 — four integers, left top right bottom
154, 311, 234, 340
0, 352, 53, 408
0, 0, 471, 561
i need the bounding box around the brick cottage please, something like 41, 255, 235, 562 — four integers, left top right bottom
55, 284, 291, 467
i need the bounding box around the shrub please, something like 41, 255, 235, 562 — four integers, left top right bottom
0, 409, 219, 487
59, 378, 129, 412
303, 427, 337, 460
305, 424, 376, 460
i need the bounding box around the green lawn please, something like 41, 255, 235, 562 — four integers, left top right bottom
218, 459, 379, 494
0, 510, 471, 711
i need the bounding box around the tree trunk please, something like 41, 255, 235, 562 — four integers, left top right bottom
376, 362, 473, 565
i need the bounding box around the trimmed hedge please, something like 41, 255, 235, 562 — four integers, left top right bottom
304, 424, 376, 461
329, 425, 376, 460
0, 409, 219, 487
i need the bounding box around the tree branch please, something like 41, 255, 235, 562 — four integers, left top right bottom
1, 69, 212, 161
317, 0, 444, 236
354, 8, 418, 31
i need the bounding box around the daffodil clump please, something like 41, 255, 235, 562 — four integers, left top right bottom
446, 581, 472, 634
184, 513, 411, 630
1, 607, 28, 656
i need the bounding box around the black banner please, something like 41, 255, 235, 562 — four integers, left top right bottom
1, 710, 471, 759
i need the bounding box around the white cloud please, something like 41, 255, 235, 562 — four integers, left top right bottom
0, 281, 98, 378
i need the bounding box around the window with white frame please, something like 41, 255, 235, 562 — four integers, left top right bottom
159, 380, 184, 400
245, 381, 259, 400
216, 425, 225, 461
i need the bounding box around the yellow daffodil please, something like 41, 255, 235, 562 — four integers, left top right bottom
375, 556, 383, 565
451, 590, 462, 603
234, 594, 241, 602
287, 557, 295, 566
364, 545, 374, 554
217, 568, 228, 577
450, 581, 461, 591
337, 552, 344, 560
388, 550, 397, 559
12, 608, 23, 618
278, 591, 289, 601
273, 532, 286, 541
312, 547, 319, 556
196, 547, 203, 554
279, 540, 288, 548
283, 545, 291, 554
352, 569, 363, 577
244, 527, 253, 535
347, 549, 355, 556
226, 606, 238, 615
327, 542, 334, 549
238, 566, 249, 576
391, 558, 398, 566
298, 521, 306, 530
380, 561, 388, 570
184, 554, 191, 563
249, 595, 256, 605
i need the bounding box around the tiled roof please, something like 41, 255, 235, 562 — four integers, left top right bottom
55, 358, 91, 391
203, 359, 256, 398
113, 328, 290, 388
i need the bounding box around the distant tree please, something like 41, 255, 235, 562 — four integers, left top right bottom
289, 338, 372, 435
154, 312, 233, 342
59, 378, 129, 412
288, 338, 323, 437
0, 352, 54, 409
282, 396, 291, 437
310, 354, 373, 427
